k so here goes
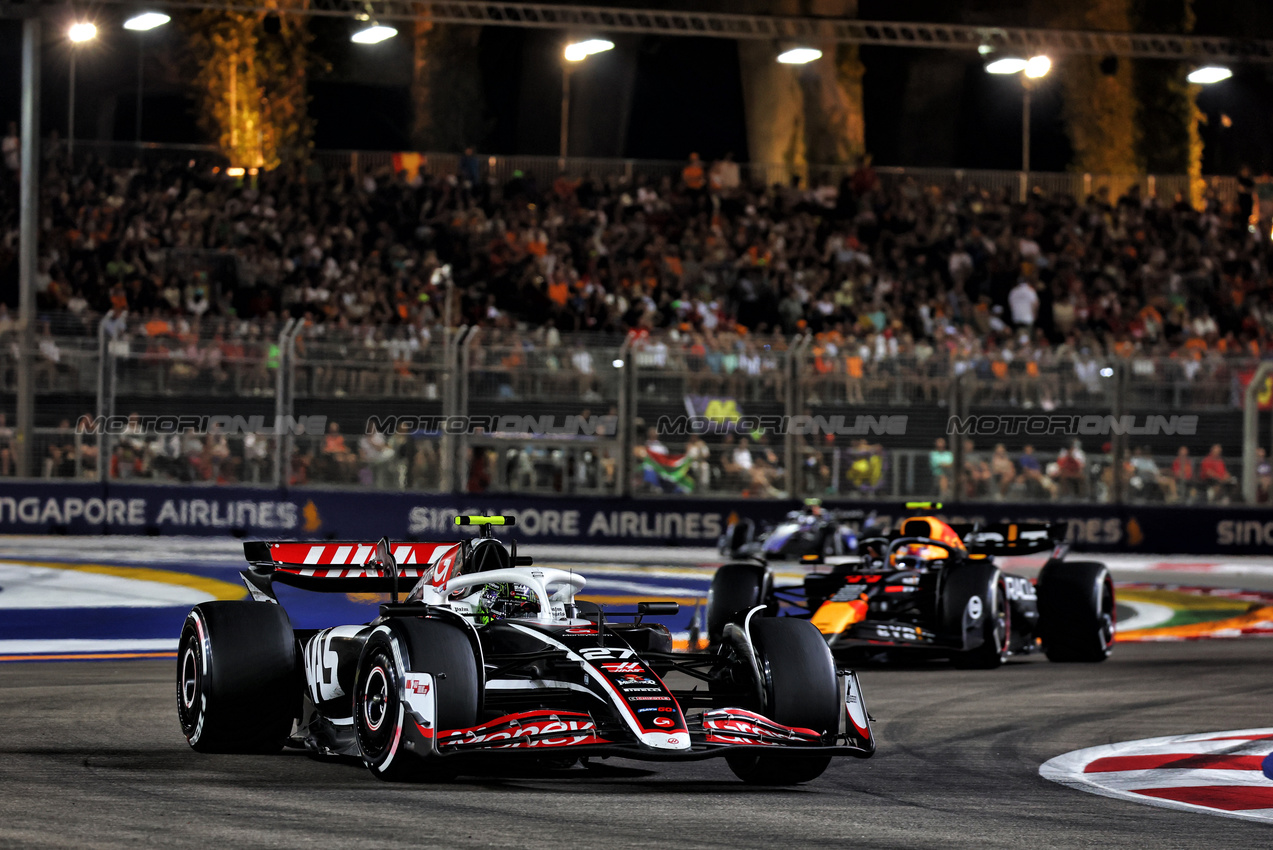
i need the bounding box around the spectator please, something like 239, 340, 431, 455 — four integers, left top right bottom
1008, 278, 1039, 327
1171, 446, 1196, 503
1129, 446, 1171, 502
989, 443, 1017, 498
2, 121, 17, 174
685, 434, 711, 492
1199, 444, 1237, 504
1256, 447, 1272, 505
1056, 446, 1085, 499
682, 153, 706, 194
929, 437, 953, 498
1017, 444, 1053, 499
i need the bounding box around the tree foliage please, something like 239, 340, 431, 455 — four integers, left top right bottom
1052, 0, 1141, 175
184, 3, 318, 170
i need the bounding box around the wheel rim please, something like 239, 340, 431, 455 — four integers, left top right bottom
1097, 579, 1115, 649
181, 647, 199, 710
363, 666, 389, 733
356, 650, 399, 761
993, 584, 1010, 658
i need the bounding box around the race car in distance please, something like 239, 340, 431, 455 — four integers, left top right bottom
720, 499, 876, 562
177, 516, 876, 784
707, 504, 1114, 668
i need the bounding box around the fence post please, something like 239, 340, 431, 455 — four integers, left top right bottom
96, 319, 115, 482
439, 324, 467, 496
1243, 362, 1273, 504
615, 336, 633, 498
273, 318, 298, 488
1111, 361, 1128, 505
620, 338, 637, 498
785, 334, 812, 497
949, 370, 967, 502
455, 329, 480, 493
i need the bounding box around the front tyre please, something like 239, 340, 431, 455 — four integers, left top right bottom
707, 563, 773, 644
952, 579, 1010, 670
726, 618, 838, 785
353, 620, 479, 781
177, 601, 299, 753
1039, 561, 1115, 662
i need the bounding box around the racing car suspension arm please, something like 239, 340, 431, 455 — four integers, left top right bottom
640, 651, 731, 684
483, 651, 570, 678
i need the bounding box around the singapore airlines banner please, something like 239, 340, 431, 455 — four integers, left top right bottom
0, 481, 1269, 555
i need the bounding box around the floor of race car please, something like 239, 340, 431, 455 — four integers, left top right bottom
2, 640, 1271, 848
3, 537, 1273, 846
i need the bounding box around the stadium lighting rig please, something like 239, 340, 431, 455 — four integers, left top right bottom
123, 11, 170, 30
983, 53, 1051, 176
351, 22, 397, 43
777, 47, 822, 64
1187, 65, 1233, 84
564, 37, 613, 61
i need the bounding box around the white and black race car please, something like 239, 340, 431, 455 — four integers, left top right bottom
177, 516, 876, 784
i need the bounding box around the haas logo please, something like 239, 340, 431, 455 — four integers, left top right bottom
601, 662, 643, 673
407, 678, 430, 695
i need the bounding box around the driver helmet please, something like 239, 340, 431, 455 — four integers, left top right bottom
893, 515, 966, 564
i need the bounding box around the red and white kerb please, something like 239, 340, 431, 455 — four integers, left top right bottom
1041, 728, 1273, 823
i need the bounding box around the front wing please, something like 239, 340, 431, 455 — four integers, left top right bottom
394, 671, 875, 762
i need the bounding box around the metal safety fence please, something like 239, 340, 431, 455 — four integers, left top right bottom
2, 321, 1269, 507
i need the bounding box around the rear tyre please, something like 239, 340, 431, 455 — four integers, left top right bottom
726, 618, 838, 785
1038, 561, 1115, 663
722, 519, 755, 555
177, 601, 299, 753
706, 563, 773, 644
353, 619, 479, 781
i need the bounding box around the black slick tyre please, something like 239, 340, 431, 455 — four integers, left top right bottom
177, 601, 299, 753
726, 618, 838, 785
707, 563, 773, 644
952, 579, 1009, 669
940, 563, 1007, 669
353, 619, 479, 781
1038, 561, 1115, 662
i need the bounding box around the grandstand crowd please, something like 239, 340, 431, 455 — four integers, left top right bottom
1, 138, 1271, 502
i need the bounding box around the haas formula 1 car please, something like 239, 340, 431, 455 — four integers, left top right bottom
177, 516, 875, 784
707, 504, 1115, 668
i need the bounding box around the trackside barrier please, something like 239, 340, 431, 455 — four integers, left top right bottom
0, 481, 1271, 555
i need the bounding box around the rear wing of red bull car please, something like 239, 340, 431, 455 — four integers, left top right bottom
901, 503, 1068, 558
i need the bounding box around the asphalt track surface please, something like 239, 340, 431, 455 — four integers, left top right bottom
2, 640, 1271, 848
2, 540, 1272, 847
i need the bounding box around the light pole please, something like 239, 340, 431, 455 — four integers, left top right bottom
124, 13, 171, 145
560, 39, 614, 161
986, 54, 1050, 198
66, 22, 97, 163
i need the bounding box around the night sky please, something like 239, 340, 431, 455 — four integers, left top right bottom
0, 2, 1270, 173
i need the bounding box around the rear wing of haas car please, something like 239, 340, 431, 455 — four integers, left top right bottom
242, 540, 460, 596
952, 521, 1068, 557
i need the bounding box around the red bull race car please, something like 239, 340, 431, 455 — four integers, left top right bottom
706, 504, 1115, 668
177, 516, 875, 784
